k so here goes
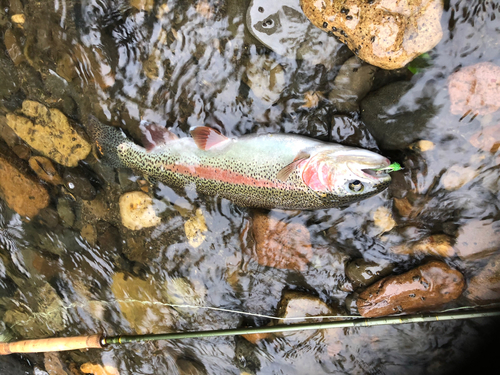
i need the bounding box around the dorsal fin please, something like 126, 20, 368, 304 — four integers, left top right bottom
276, 151, 310, 181
190, 126, 229, 150
140, 120, 179, 152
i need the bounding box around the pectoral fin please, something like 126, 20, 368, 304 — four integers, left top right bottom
191, 126, 229, 150
140, 120, 179, 152
276, 151, 310, 181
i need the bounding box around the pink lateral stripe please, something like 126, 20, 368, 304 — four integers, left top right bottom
164, 164, 292, 189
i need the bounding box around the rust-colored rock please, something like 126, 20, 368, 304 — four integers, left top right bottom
448, 62, 500, 116
251, 211, 312, 271
357, 260, 464, 317
0, 156, 49, 218
28, 156, 63, 185
300, 0, 443, 70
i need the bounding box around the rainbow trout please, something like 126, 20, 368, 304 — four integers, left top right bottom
88, 116, 394, 210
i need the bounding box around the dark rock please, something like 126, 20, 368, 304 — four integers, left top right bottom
176, 357, 207, 375
356, 260, 465, 317
62, 168, 97, 201
345, 258, 394, 289
360, 81, 436, 150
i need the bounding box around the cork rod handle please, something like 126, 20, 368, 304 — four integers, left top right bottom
0, 334, 104, 355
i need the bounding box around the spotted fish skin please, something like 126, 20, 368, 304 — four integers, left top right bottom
88, 116, 391, 210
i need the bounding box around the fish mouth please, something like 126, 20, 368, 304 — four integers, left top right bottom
359, 159, 392, 181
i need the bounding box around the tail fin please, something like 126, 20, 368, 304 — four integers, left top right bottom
87, 116, 129, 168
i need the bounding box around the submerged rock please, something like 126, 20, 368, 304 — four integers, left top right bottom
276, 290, 339, 325
300, 0, 443, 70
469, 123, 500, 153
244, 55, 286, 104
391, 234, 455, 257
454, 220, 500, 259
184, 208, 208, 248
345, 258, 394, 289
448, 62, 500, 116
28, 156, 63, 185
356, 260, 465, 317
119, 191, 162, 230
360, 81, 435, 150
441, 165, 478, 191
466, 253, 500, 303
162, 277, 204, 315
246, 0, 342, 68
5, 101, 91, 167
329, 56, 378, 113
111, 272, 176, 334
0, 155, 49, 218
251, 211, 312, 271
373, 206, 396, 234
80, 363, 120, 375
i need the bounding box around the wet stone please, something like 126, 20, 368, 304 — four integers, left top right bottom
357, 260, 465, 317
163, 277, 204, 316
0, 155, 49, 218
80, 363, 120, 375
329, 56, 378, 113
329, 115, 378, 150
57, 198, 75, 228
441, 165, 478, 191
454, 220, 500, 259
184, 208, 208, 248
4, 29, 25, 66
466, 252, 500, 304
469, 123, 500, 153
176, 357, 207, 375
301, 0, 444, 70
5, 100, 91, 167
246, 0, 342, 69
251, 211, 312, 271
373, 206, 396, 234
345, 258, 394, 289
243, 55, 286, 104
29, 156, 63, 185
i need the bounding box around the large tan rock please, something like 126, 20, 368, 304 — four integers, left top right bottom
0, 156, 49, 218
5, 101, 91, 167
300, 0, 443, 70
119, 191, 161, 230
357, 260, 464, 317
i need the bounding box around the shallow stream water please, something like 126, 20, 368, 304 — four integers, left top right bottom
0, 0, 500, 374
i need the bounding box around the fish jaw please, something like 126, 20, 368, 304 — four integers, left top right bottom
300, 148, 392, 199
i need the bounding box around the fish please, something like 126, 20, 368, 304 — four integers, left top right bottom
88, 116, 393, 210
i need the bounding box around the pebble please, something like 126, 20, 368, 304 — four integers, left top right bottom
469, 123, 500, 153
5, 100, 91, 167
0, 155, 49, 218
184, 208, 208, 248
356, 260, 465, 317
251, 211, 312, 271
119, 191, 161, 230
373, 206, 396, 234
4, 29, 25, 65
162, 277, 204, 315
441, 165, 478, 191
62, 168, 97, 201
300, 0, 444, 70
244, 55, 286, 104
80, 363, 120, 375
57, 198, 75, 227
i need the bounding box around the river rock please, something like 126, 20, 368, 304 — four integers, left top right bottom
356, 260, 465, 317
345, 258, 394, 289
466, 252, 500, 303
391, 234, 455, 257
5, 101, 91, 167
111, 272, 176, 334
360, 81, 434, 150
251, 211, 312, 271
454, 220, 500, 259
244, 55, 286, 104
176, 357, 207, 375
441, 165, 478, 191
330, 115, 379, 150
246, 0, 342, 69
373, 206, 396, 234
300, 0, 443, 70
4, 29, 25, 66
62, 168, 97, 201
0, 156, 49, 218
469, 123, 500, 153
119, 191, 161, 230
184, 208, 208, 248
80, 363, 120, 375
448, 62, 500, 116
329, 56, 378, 112
277, 290, 339, 324
28, 156, 63, 185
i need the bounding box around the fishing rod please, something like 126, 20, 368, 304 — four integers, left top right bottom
1, 309, 499, 355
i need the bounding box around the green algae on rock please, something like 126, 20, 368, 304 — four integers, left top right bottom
300, 0, 443, 70
6, 100, 91, 167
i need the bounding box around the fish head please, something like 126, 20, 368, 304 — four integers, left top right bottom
301, 148, 392, 203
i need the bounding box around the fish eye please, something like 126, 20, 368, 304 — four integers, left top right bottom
348, 180, 364, 192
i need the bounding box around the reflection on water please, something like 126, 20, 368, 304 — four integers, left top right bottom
0, 0, 500, 374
